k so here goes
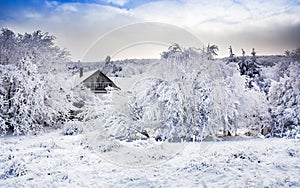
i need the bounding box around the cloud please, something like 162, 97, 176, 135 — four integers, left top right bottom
130, 0, 300, 56
132, 0, 300, 28
104, 0, 129, 6
56, 3, 79, 12
0, 2, 135, 60
0, 0, 300, 59
45, 0, 59, 8
23, 12, 42, 19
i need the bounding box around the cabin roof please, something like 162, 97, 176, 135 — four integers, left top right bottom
74, 69, 119, 89
76, 69, 99, 85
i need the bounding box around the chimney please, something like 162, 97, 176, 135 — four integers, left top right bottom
79, 67, 83, 78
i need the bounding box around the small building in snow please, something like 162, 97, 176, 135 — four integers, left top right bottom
77, 68, 120, 93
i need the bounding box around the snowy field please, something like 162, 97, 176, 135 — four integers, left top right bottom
1, 130, 300, 187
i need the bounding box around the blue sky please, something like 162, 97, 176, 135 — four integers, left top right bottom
0, 0, 158, 9
0, 0, 161, 18
1, 0, 300, 60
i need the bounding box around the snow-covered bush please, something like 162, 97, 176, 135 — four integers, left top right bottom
1, 159, 27, 179
63, 121, 83, 135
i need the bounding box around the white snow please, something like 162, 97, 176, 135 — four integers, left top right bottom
1, 130, 299, 187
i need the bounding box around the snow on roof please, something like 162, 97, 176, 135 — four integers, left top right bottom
73, 69, 99, 86
79, 69, 99, 83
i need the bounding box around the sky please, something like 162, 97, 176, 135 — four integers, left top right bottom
1, 0, 300, 61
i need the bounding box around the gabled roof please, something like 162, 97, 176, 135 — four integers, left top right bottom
74, 69, 120, 89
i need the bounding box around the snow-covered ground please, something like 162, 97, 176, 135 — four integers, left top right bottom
1, 129, 299, 187
1, 28, 300, 188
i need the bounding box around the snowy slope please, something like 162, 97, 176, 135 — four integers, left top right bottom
1, 130, 299, 187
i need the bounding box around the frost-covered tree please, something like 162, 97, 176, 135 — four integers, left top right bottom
95, 44, 270, 141
290, 45, 300, 61
242, 49, 246, 57
0, 28, 71, 135
285, 50, 290, 57
92, 46, 216, 141
216, 59, 270, 137
227, 45, 237, 63
0, 60, 48, 135
237, 48, 270, 94
0, 29, 18, 65
102, 56, 122, 75
206, 44, 218, 60
160, 43, 183, 60
269, 62, 300, 138
129, 56, 214, 141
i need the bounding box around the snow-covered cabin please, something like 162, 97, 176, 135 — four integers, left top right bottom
76, 68, 120, 93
